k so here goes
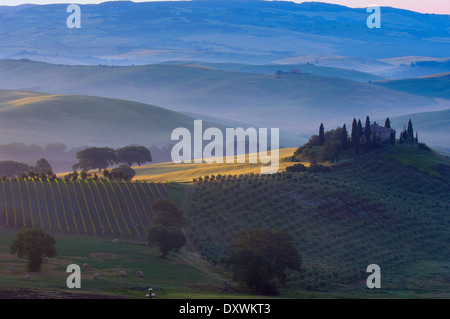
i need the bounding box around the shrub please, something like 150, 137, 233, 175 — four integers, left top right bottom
286, 164, 307, 172
110, 165, 136, 181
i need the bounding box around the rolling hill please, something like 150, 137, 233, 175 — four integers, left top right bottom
164, 61, 386, 82
277, 55, 450, 80
0, 60, 442, 143
0, 1, 449, 66
2, 142, 449, 298
182, 143, 450, 296
373, 73, 450, 99
0, 0, 449, 301
0, 89, 301, 171
0, 89, 226, 149
388, 109, 450, 149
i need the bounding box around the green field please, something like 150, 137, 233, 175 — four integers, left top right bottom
0, 228, 237, 299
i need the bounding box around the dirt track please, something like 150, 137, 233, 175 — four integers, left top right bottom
0, 287, 126, 299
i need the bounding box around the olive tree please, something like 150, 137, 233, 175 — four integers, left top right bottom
226, 228, 301, 296
10, 229, 57, 271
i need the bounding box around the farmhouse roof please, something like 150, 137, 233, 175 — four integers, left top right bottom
368, 124, 391, 133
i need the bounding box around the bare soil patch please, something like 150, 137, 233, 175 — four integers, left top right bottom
0, 287, 127, 299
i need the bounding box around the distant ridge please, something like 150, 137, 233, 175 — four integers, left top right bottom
0, 1, 448, 65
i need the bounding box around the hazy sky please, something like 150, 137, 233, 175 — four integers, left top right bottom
0, 0, 448, 15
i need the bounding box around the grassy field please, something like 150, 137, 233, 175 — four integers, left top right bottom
0, 227, 342, 299
0, 228, 238, 299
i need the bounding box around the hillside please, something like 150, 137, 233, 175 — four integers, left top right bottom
1, 144, 449, 298
182, 144, 450, 296
0, 61, 439, 138
165, 61, 385, 82
388, 109, 450, 148
374, 73, 450, 99
0, 89, 227, 149
0, 178, 169, 241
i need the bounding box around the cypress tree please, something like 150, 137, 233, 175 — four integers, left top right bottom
407, 119, 414, 144
357, 119, 363, 142
341, 124, 348, 151
365, 116, 371, 150
319, 123, 325, 146
385, 117, 391, 129
390, 129, 396, 145
351, 118, 360, 154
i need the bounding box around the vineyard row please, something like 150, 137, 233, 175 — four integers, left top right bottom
0, 179, 169, 240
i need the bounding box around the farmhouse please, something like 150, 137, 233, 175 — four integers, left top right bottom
362, 123, 392, 143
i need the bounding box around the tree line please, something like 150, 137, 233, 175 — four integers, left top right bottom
72, 145, 152, 171
292, 116, 417, 163
0, 145, 152, 181
0, 158, 55, 180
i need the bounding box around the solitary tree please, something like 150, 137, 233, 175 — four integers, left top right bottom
147, 199, 186, 257
226, 228, 301, 296
10, 229, 57, 271
147, 224, 186, 258
151, 199, 185, 228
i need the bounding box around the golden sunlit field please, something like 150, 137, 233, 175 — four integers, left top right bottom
133, 148, 303, 182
